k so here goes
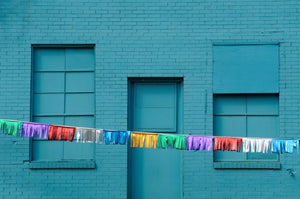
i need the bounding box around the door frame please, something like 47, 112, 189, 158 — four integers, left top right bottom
127, 77, 184, 199
128, 77, 183, 133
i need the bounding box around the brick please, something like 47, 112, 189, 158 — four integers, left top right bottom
1, 0, 300, 198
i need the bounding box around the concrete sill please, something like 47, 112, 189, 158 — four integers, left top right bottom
29, 160, 96, 169
213, 161, 281, 169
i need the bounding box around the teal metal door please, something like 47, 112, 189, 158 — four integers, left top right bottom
128, 80, 182, 199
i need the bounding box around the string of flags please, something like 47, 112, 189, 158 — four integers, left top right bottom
1, 119, 299, 154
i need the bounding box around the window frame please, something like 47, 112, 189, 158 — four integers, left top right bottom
213, 94, 280, 169
212, 42, 280, 169
30, 44, 96, 169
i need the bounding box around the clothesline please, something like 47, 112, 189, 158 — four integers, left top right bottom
0, 119, 299, 154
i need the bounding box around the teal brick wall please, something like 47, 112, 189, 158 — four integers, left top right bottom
1, 0, 300, 198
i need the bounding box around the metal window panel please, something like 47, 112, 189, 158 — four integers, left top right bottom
34, 72, 65, 93
65, 48, 94, 71
33, 94, 64, 115
66, 72, 94, 92
34, 48, 65, 71
213, 45, 279, 93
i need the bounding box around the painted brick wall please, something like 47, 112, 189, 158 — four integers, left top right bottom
1, 0, 300, 198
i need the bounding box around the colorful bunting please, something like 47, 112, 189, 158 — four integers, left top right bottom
103, 130, 129, 145
186, 136, 213, 151
271, 139, 299, 154
76, 127, 94, 143
1, 119, 300, 155
48, 125, 76, 141
130, 132, 157, 148
242, 138, 271, 153
213, 137, 242, 152
157, 134, 186, 150
0, 120, 22, 136
21, 122, 48, 139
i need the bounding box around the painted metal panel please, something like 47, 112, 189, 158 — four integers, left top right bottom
33, 141, 94, 161
214, 95, 246, 115
34, 48, 65, 71
63, 142, 94, 159
213, 45, 279, 93
66, 72, 94, 92
129, 148, 181, 199
65, 93, 95, 114
214, 116, 246, 161
32, 116, 64, 126
247, 116, 279, 137
34, 72, 64, 93
214, 116, 247, 136
65, 116, 95, 127
133, 83, 177, 132
33, 94, 64, 115
135, 84, 176, 107
129, 81, 182, 199
247, 95, 278, 115
33, 141, 64, 160
65, 48, 94, 71
134, 107, 176, 132
247, 116, 279, 160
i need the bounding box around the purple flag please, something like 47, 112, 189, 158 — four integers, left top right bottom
186, 136, 213, 151
21, 122, 49, 139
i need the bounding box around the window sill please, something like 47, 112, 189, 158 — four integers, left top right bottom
213, 161, 280, 169
29, 160, 96, 169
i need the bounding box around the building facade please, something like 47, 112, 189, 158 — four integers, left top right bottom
1, 1, 300, 198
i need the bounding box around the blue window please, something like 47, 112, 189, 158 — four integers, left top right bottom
214, 94, 279, 162
213, 44, 279, 167
32, 47, 95, 161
